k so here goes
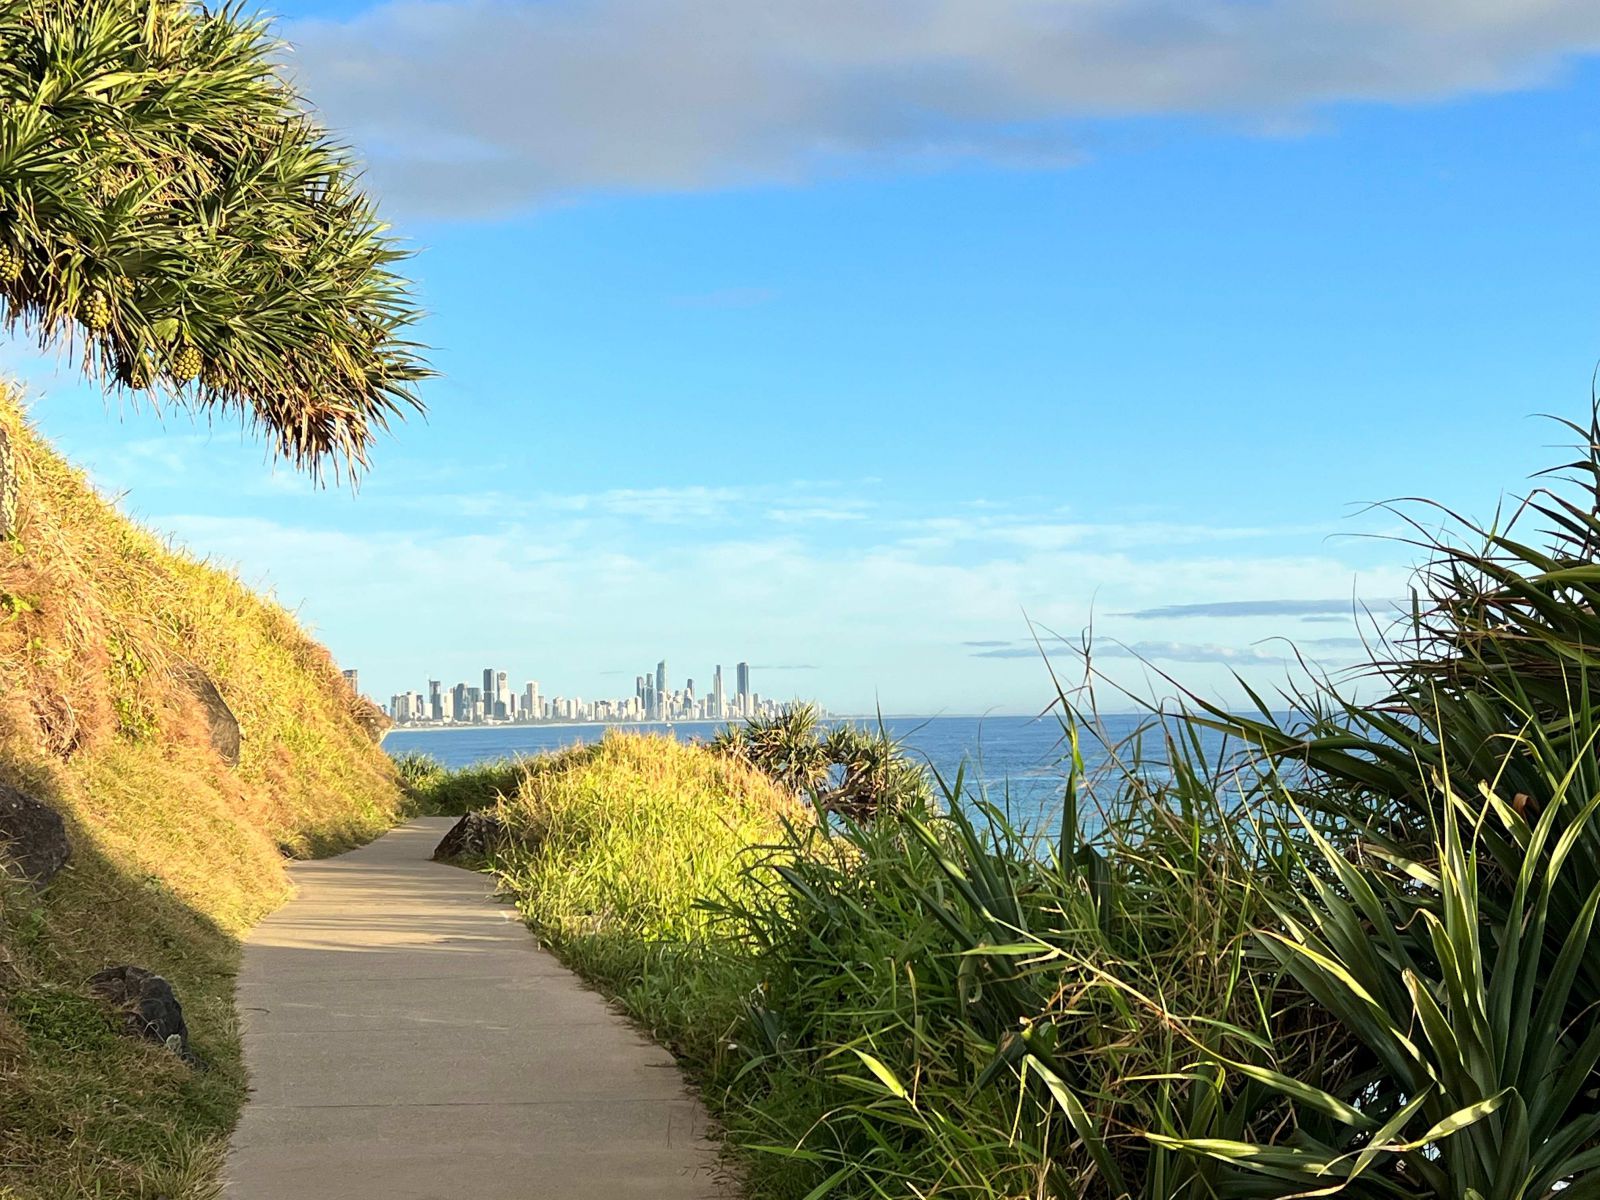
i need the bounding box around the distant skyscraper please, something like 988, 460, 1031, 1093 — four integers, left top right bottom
655, 660, 667, 710
712, 665, 724, 719
524, 682, 540, 721
483, 668, 495, 703
736, 662, 750, 713
495, 670, 510, 720
341, 668, 360, 695
428, 679, 443, 721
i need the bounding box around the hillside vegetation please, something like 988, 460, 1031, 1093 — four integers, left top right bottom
0, 386, 405, 1198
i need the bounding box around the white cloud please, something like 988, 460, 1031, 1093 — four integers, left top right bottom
153, 502, 1412, 712
286, 0, 1600, 216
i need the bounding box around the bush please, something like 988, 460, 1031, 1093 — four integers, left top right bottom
711, 704, 931, 820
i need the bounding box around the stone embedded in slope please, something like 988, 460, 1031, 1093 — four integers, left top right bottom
0, 424, 16, 539
177, 664, 241, 766
350, 696, 391, 744
432, 810, 506, 863
0, 784, 70, 887
87, 965, 198, 1064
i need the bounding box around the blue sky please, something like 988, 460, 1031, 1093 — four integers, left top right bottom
9, 1, 1600, 713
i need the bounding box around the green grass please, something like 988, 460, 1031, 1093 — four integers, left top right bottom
393, 750, 535, 816
484, 734, 800, 1057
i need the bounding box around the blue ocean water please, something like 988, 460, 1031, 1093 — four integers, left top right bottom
383, 712, 1210, 830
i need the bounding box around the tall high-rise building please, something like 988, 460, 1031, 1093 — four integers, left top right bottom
712, 665, 724, 719
655, 660, 667, 711
452, 682, 469, 721
495, 670, 510, 720
736, 662, 750, 713
341, 668, 360, 695
428, 679, 443, 721
524, 681, 540, 722
483, 668, 495, 703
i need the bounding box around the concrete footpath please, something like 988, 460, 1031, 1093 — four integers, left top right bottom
223, 818, 726, 1199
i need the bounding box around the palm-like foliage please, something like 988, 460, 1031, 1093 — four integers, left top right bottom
817, 722, 929, 819
0, 0, 427, 477
710, 705, 930, 818
725, 704, 832, 795
1159, 760, 1600, 1197
1151, 412, 1600, 1195
1190, 412, 1600, 1019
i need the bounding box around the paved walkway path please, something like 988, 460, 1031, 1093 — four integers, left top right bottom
223, 818, 725, 1199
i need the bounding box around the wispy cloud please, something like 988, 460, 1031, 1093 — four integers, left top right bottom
895, 514, 1322, 552
287, 1, 1600, 217
969, 638, 1366, 666
153, 502, 1401, 700
1116, 598, 1393, 620
766, 503, 870, 524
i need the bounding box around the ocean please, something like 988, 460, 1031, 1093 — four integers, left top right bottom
382, 712, 1224, 832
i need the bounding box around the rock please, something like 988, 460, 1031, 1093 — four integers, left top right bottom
0, 784, 70, 888
350, 695, 391, 744
0, 424, 16, 540
177, 664, 240, 766
86, 965, 199, 1065
433, 811, 506, 863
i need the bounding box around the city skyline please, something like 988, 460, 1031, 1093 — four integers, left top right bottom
374, 657, 821, 727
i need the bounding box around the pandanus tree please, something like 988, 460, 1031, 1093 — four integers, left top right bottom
0, 0, 427, 478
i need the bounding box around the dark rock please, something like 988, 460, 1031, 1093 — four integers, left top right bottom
177, 664, 240, 766
0, 784, 70, 887
0, 424, 16, 540
433, 810, 506, 863
87, 965, 199, 1065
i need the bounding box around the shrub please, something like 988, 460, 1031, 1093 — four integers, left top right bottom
711, 704, 931, 820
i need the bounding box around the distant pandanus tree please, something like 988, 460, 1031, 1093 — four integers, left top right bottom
0, 0, 428, 479
712, 704, 930, 820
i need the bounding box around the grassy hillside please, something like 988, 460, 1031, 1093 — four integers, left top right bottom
435, 734, 802, 1059
0, 387, 406, 1198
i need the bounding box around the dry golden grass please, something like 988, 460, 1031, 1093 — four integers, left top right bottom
0, 384, 406, 1197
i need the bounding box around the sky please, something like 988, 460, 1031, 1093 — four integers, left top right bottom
9, 0, 1600, 714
